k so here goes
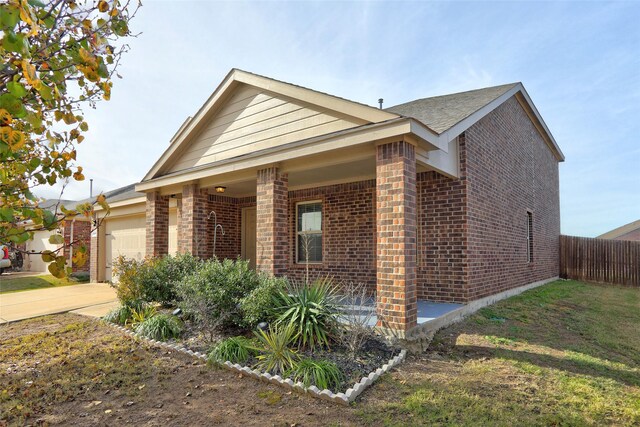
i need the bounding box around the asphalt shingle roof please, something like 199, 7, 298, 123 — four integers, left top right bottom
385, 83, 519, 134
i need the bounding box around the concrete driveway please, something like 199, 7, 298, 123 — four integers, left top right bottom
0, 283, 118, 324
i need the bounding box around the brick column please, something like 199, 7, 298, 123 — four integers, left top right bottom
376, 141, 418, 333
179, 184, 208, 258
256, 167, 288, 275
145, 191, 169, 258
90, 217, 100, 282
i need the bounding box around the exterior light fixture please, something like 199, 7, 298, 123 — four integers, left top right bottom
215, 186, 226, 193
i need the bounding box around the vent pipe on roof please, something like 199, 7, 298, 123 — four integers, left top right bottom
378, 98, 383, 109
90, 179, 93, 198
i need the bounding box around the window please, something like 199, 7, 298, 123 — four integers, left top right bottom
296, 201, 322, 263
526, 211, 533, 263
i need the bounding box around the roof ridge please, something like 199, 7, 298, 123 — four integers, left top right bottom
385, 82, 520, 110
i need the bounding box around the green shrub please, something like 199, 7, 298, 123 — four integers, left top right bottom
253, 323, 299, 375
208, 336, 258, 365
103, 299, 147, 325
134, 313, 182, 341
273, 277, 341, 350
129, 305, 158, 327
240, 275, 288, 328
176, 258, 260, 336
141, 253, 202, 305
289, 358, 344, 390
111, 255, 146, 303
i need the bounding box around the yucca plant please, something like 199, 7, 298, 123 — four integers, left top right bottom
289, 358, 344, 390
129, 305, 158, 327
253, 323, 299, 375
134, 313, 182, 341
273, 277, 341, 350
208, 336, 258, 365
103, 299, 147, 325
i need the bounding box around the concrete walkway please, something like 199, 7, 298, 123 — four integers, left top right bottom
0, 283, 117, 324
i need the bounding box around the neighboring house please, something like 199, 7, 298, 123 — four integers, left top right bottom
89, 69, 564, 334
21, 199, 91, 274
597, 220, 640, 241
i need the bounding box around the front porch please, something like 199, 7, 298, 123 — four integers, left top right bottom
143, 140, 442, 334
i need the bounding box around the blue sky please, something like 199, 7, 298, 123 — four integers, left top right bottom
39, 0, 639, 237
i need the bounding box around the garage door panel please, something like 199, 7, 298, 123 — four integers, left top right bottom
105, 215, 146, 281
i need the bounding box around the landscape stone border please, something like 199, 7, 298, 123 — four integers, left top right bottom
102, 320, 406, 406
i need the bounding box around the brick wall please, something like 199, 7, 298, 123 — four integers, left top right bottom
375, 141, 418, 331
179, 184, 209, 258
286, 180, 376, 289
62, 219, 92, 273
464, 96, 560, 300
146, 191, 169, 258
256, 167, 289, 275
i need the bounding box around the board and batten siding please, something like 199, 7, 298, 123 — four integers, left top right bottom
166, 84, 368, 173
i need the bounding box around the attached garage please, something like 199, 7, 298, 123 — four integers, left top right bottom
104, 215, 146, 281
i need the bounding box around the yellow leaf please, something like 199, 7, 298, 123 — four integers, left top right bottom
110, 7, 118, 17
7, 129, 25, 150
97, 0, 109, 13
0, 109, 12, 125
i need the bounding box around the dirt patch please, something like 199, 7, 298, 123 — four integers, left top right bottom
0, 314, 361, 426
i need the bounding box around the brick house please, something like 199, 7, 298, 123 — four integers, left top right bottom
90, 69, 564, 334
598, 220, 640, 241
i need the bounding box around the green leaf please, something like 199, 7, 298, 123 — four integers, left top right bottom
41, 250, 55, 262
7, 81, 27, 98
0, 93, 26, 118
0, 206, 14, 222
38, 83, 53, 101
48, 262, 65, 278
0, 5, 19, 29
42, 209, 56, 228
27, 0, 46, 7
48, 234, 64, 245
2, 30, 26, 54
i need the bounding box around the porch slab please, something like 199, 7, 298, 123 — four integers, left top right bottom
342, 299, 463, 327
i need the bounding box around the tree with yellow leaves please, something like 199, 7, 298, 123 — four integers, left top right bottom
0, 0, 140, 276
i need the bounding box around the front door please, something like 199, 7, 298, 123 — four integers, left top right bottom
241, 207, 257, 269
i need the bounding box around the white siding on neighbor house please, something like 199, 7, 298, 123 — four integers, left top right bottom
25, 230, 61, 273
166, 84, 367, 173
105, 215, 146, 282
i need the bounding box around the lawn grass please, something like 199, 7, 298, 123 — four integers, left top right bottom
0, 274, 88, 294
358, 280, 640, 426
1, 280, 639, 426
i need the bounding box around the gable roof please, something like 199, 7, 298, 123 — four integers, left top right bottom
385, 83, 519, 134
598, 219, 640, 239
141, 69, 563, 185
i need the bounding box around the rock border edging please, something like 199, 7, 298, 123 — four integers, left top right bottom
103, 320, 406, 406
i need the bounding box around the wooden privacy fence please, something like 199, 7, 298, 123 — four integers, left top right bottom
560, 235, 640, 286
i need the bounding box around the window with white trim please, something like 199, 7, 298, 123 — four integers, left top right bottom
527, 211, 533, 263
296, 201, 322, 263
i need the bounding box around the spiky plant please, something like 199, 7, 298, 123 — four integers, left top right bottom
253, 323, 299, 375
208, 336, 257, 365
289, 358, 344, 390
272, 277, 340, 350
134, 314, 182, 341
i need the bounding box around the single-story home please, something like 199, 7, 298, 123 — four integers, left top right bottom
597, 219, 640, 241
89, 69, 564, 334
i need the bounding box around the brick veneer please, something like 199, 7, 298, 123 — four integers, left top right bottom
256, 167, 289, 275
89, 219, 100, 282
464, 96, 560, 300
179, 184, 209, 258
375, 141, 418, 331
146, 191, 169, 258
62, 219, 92, 272
285, 180, 377, 288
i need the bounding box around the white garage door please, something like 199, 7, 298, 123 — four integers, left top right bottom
105, 215, 146, 281
25, 230, 62, 273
